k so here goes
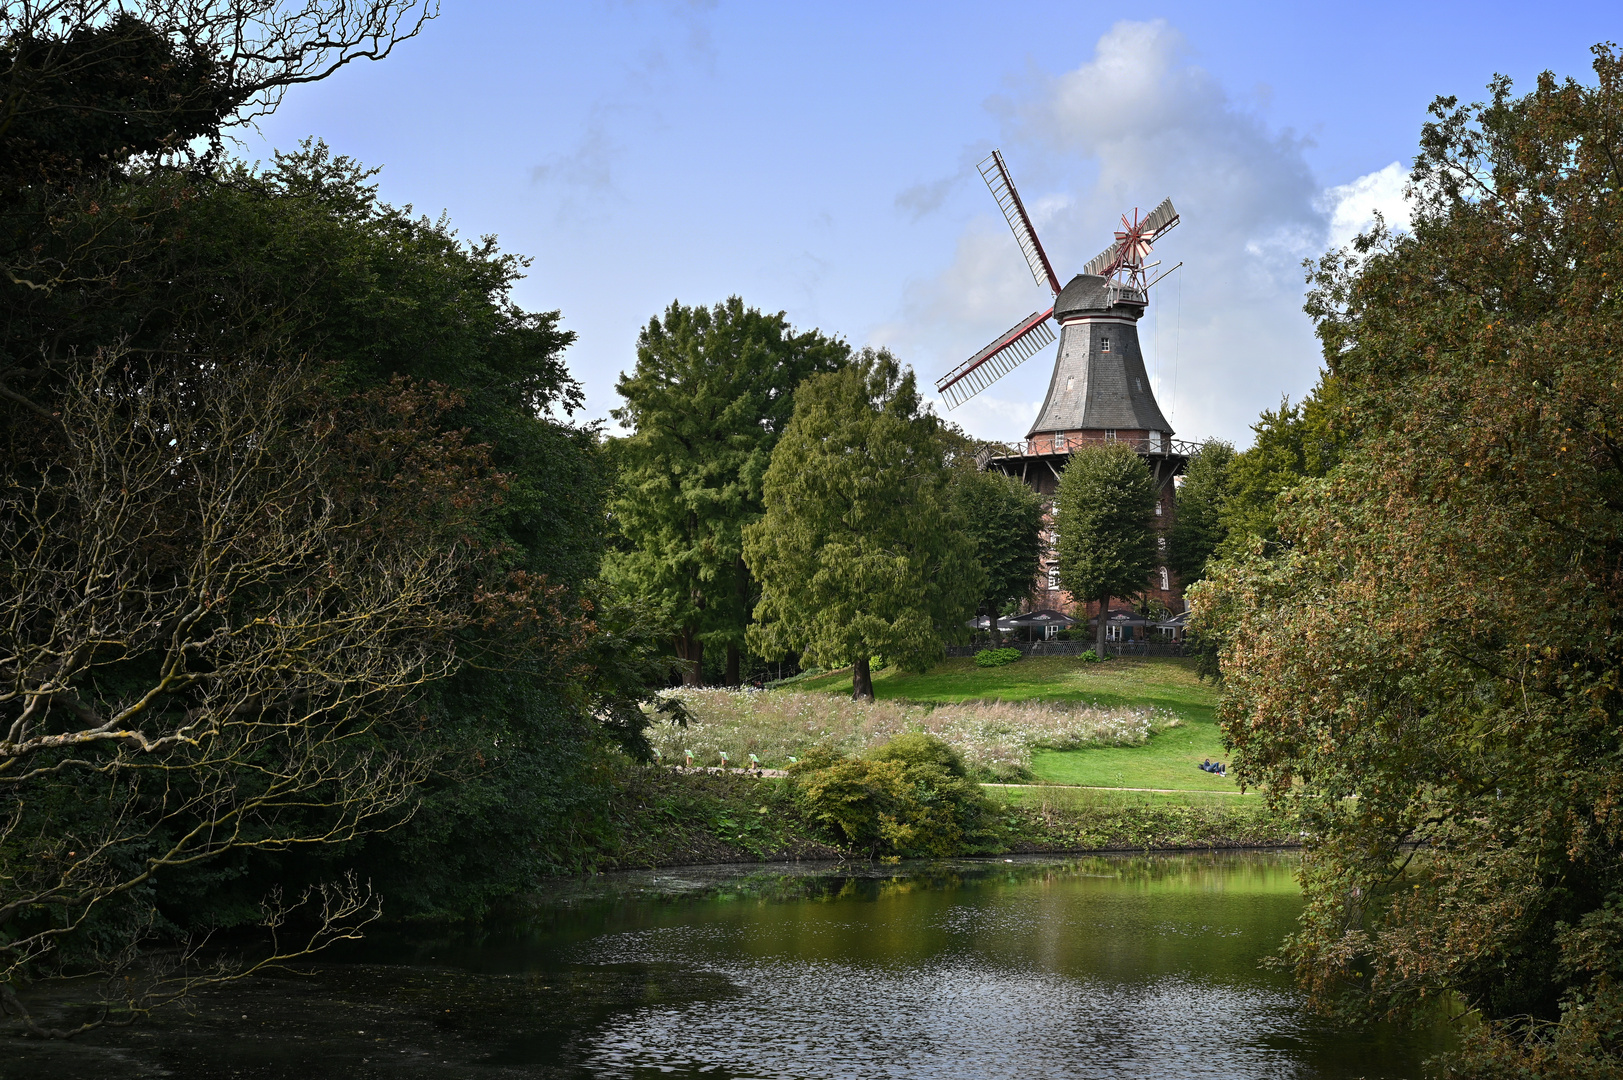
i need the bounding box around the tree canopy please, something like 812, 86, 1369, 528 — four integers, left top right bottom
1055, 444, 1159, 653
743, 350, 983, 700
1200, 45, 1623, 1074
1165, 439, 1236, 587
0, 3, 664, 1031
1212, 380, 1345, 561
607, 298, 848, 684
951, 465, 1045, 641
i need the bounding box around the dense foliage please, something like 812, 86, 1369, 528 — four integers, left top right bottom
788, 734, 997, 858
1202, 46, 1623, 1075
952, 464, 1045, 640
743, 350, 984, 700
0, 2, 664, 1033
1166, 439, 1235, 586
1213, 382, 1345, 562
607, 298, 848, 685
1055, 444, 1159, 652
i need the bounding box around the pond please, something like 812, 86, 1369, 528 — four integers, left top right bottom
12, 852, 1453, 1079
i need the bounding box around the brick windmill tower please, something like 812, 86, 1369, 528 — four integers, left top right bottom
936, 150, 1194, 624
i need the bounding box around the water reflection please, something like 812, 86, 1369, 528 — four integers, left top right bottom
411, 853, 1449, 1079
10, 853, 1452, 1079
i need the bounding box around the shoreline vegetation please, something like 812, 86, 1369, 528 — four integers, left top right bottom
594, 766, 1293, 873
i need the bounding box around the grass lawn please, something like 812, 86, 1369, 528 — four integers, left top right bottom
793, 656, 1241, 793
985, 783, 1288, 850
985, 784, 1246, 811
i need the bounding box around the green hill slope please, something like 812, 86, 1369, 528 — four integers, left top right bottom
794, 656, 1240, 793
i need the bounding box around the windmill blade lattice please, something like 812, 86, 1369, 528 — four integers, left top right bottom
1082, 240, 1120, 278
1082, 197, 1179, 281
1140, 197, 1179, 236
935, 307, 1057, 410
978, 151, 1061, 295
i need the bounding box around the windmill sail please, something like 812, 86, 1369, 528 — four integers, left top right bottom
935, 307, 1056, 410
1082, 240, 1120, 278
978, 151, 1061, 295
1082, 197, 1179, 279
1140, 197, 1179, 236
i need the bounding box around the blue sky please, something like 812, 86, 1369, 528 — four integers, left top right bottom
241, 1, 1618, 447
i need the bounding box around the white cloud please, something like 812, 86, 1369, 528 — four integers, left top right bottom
887, 19, 1382, 449
1321, 162, 1411, 251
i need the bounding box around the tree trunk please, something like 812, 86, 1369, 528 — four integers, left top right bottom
675, 627, 704, 687
1095, 596, 1110, 656
852, 654, 874, 702
725, 642, 741, 687
987, 600, 1001, 646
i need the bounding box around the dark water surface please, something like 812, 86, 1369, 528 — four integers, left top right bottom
9, 852, 1452, 1079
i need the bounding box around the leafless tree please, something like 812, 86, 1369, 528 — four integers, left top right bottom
0, 0, 438, 143
0, 351, 484, 1036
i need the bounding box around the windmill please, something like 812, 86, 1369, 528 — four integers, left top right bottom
938, 151, 1191, 634
934, 151, 1181, 432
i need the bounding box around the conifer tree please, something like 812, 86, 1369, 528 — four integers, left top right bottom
608, 298, 848, 684
1166, 439, 1235, 586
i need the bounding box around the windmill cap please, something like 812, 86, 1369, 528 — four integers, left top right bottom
1053, 274, 1145, 321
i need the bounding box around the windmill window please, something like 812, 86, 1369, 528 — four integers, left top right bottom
1160, 566, 1170, 590
1101, 335, 1111, 352
1105, 430, 1116, 442
1134, 378, 1143, 392
1047, 566, 1060, 589
1066, 376, 1074, 392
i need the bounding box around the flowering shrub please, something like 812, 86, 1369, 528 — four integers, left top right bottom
644, 689, 1179, 781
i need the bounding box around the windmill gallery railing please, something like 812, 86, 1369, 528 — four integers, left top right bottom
1019, 433, 1204, 458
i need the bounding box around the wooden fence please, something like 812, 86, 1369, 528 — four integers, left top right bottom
946, 640, 1186, 659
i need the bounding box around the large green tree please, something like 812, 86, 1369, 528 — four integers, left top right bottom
607, 298, 848, 685
951, 465, 1045, 643
1055, 444, 1159, 654
744, 350, 984, 701
1201, 47, 1623, 1075
1212, 380, 1346, 561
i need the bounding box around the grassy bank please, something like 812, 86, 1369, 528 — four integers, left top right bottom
796, 656, 1239, 793
595, 767, 1292, 871
794, 655, 1214, 714
599, 766, 842, 869
991, 785, 1292, 852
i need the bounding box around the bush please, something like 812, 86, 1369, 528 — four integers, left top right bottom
974, 647, 1023, 667
788, 733, 998, 858
1078, 649, 1104, 662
